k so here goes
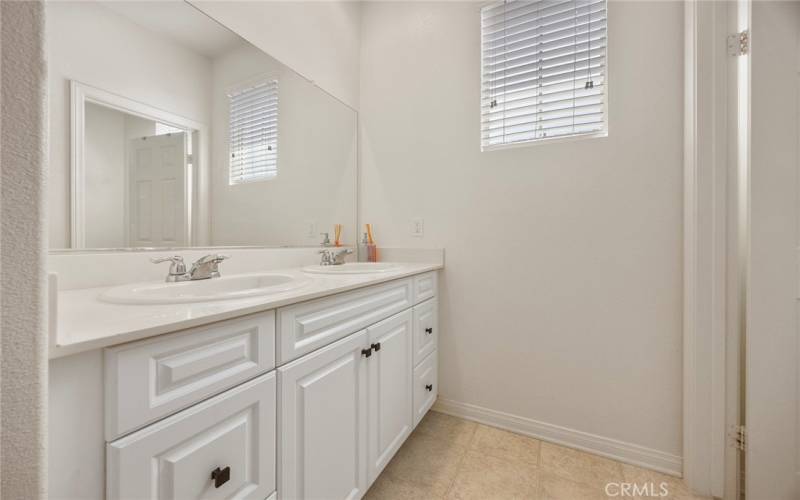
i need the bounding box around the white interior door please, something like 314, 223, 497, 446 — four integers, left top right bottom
746, 1, 800, 498
127, 132, 187, 247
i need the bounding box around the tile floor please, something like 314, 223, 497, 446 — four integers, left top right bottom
366, 411, 712, 500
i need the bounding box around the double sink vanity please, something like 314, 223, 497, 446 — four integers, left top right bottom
44, 2, 439, 498
49, 252, 442, 499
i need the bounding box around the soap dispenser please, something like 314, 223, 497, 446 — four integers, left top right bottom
358, 232, 369, 262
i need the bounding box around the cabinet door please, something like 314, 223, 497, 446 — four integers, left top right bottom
413, 350, 438, 428
107, 372, 276, 500
367, 310, 413, 484
412, 298, 438, 366
279, 330, 369, 500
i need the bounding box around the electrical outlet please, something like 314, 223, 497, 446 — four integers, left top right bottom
305, 221, 316, 239
412, 218, 424, 238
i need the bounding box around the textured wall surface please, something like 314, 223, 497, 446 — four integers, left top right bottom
1, 1, 48, 498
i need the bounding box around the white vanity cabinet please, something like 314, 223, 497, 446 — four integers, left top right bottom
277, 273, 437, 500
50, 270, 439, 500
277, 309, 415, 499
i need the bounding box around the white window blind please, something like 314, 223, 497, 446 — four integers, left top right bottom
229, 79, 278, 184
481, 0, 607, 150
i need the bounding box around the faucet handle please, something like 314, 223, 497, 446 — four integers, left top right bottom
151, 255, 183, 264
150, 255, 187, 275
194, 254, 229, 265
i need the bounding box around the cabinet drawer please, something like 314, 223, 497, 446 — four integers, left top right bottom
413, 349, 438, 428
105, 311, 275, 440
412, 272, 437, 304
107, 372, 276, 500
277, 278, 412, 364
412, 298, 438, 366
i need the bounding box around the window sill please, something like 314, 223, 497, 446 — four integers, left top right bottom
481, 130, 608, 153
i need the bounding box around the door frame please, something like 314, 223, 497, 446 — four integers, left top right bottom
69, 80, 208, 248
683, 1, 745, 498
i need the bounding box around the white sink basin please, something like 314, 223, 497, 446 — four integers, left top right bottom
100, 272, 309, 305
302, 262, 400, 275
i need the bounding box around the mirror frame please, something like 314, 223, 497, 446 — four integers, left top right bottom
70, 80, 209, 248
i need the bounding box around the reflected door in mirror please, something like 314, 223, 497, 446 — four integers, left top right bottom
128, 133, 187, 247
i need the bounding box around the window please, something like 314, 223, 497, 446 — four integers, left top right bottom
480, 0, 607, 150
228, 79, 278, 184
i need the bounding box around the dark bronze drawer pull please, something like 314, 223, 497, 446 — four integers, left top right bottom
211, 466, 230, 488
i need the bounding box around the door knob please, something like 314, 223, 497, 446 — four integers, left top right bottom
371, 342, 381, 352
211, 466, 231, 488
361, 348, 372, 358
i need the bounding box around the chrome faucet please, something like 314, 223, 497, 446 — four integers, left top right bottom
151, 254, 229, 282
189, 254, 229, 280
319, 248, 353, 266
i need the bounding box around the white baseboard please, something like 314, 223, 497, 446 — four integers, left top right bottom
432, 398, 682, 477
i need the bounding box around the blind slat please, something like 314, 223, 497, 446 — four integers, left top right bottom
229, 79, 279, 184
482, 11, 607, 50
483, 2, 606, 40
481, 0, 607, 149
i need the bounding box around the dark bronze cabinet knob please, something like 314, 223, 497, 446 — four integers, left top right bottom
425, 384, 433, 392
211, 466, 230, 488
425, 327, 433, 334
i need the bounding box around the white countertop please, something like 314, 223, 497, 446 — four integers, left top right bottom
51, 262, 442, 359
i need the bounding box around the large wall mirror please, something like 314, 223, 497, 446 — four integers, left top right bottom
47, 1, 357, 250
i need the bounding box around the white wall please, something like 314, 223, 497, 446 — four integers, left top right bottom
359, 0, 684, 468
190, 0, 361, 109
46, 2, 212, 248
747, 2, 800, 497
209, 43, 357, 246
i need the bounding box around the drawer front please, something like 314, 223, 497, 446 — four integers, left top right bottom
107, 372, 276, 500
413, 349, 438, 428
412, 298, 438, 366
105, 311, 275, 440
412, 272, 437, 304
277, 278, 413, 364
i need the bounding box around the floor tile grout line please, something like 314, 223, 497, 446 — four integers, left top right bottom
440, 439, 472, 499
439, 421, 480, 498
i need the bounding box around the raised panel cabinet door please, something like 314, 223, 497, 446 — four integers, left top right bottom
278, 330, 369, 500
366, 310, 413, 484
412, 298, 438, 366
107, 372, 276, 500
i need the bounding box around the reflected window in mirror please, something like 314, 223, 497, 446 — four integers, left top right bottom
229, 79, 279, 185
